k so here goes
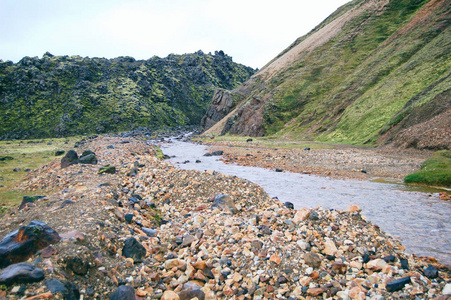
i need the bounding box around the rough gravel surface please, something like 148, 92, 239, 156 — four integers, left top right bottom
0, 135, 449, 300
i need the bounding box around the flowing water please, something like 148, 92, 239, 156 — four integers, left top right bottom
160, 139, 451, 264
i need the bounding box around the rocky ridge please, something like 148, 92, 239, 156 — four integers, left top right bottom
0, 136, 450, 299
0, 51, 255, 139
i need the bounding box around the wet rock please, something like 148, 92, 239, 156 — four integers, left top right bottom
0, 263, 44, 285
304, 147, 311, 150
211, 150, 223, 156
19, 195, 46, 210
275, 168, 283, 172
0, 220, 60, 268
61, 150, 79, 168
109, 285, 136, 300
424, 265, 438, 279
99, 164, 116, 174
55, 150, 65, 156
284, 201, 294, 209
304, 252, 322, 268
211, 194, 238, 214
122, 237, 146, 263
78, 153, 97, 164
386, 276, 411, 292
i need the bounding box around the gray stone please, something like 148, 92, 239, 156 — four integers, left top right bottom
0, 263, 44, 285
109, 285, 136, 300
61, 150, 79, 168
122, 238, 146, 263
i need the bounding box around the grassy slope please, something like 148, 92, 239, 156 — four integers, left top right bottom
259, 0, 450, 145
404, 150, 451, 187
0, 137, 78, 210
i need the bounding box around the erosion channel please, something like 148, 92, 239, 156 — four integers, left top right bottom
159, 138, 451, 265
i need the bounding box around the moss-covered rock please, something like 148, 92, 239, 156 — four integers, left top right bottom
0, 51, 255, 139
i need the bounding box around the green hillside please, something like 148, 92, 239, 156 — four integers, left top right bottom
206, 0, 450, 149
0, 51, 255, 139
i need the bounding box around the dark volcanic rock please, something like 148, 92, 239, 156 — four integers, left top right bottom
99, 164, 116, 174
0, 220, 61, 268
19, 195, 46, 210
61, 150, 79, 168
66, 256, 89, 275
424, 265, 439, 279
0, 262, 45, 285
55, 150, 65, 156
109, 285, 136, 300
78, 153, 98, 164
45, 279, 66, 293
122, 238, 146, 263
386, 276, 411, 292
81, 150, 95, 157
284, 201, 294, 209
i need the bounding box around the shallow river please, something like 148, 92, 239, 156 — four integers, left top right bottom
160, 139, 451, 264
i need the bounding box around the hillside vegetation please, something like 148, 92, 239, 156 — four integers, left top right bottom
0, 51, 254, 139
204, 0, 450, 150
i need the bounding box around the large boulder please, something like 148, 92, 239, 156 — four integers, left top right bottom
61, 150, 79, 168
0, 221, 61, 268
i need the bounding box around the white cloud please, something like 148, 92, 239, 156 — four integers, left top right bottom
0, 0, 351, 68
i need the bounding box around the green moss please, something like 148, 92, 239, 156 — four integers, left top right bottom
404, 150, 451, 187
0, 52, 255, 139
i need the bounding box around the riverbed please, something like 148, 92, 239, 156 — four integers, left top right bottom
160, 139, 451, 264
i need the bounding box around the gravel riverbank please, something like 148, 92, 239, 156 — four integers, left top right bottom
0, 136, 449, 299
199, 140, 430, 181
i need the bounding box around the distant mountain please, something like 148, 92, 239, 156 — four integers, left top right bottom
0, 51, 255, 139
203, 0, 450, 150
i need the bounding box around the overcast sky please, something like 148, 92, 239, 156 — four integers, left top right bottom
0, 0, 351, 69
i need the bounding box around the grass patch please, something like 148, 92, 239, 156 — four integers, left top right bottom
0, 137, 78, 210
154, 146, 166, 159
404, 150, 451, 187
